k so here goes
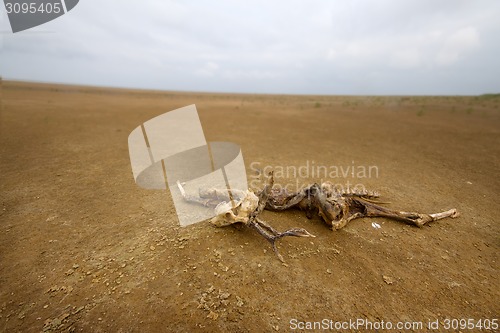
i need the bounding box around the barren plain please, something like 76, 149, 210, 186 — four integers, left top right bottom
1, 81, 499, 332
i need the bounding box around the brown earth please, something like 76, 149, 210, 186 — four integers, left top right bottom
1, 80, 499, 332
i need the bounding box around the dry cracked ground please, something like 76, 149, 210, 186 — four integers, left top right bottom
1, 81, 499, 332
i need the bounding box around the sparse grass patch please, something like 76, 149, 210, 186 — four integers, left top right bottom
479, 93, 500, 99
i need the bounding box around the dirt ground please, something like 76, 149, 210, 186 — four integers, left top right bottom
1, 80, 498, 332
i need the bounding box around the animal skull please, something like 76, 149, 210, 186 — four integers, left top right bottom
210, 190, 259, 227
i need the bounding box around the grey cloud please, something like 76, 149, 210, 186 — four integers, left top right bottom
1, 0, 499, 94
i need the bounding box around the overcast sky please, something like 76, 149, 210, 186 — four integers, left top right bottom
1, 0, 499, 95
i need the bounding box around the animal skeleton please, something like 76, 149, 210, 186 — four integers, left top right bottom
177, 172, 459, 262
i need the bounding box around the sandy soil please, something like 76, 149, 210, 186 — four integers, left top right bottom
1, 80, 499, 332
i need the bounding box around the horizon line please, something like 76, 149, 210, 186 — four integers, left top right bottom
2, 77, 498, 98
